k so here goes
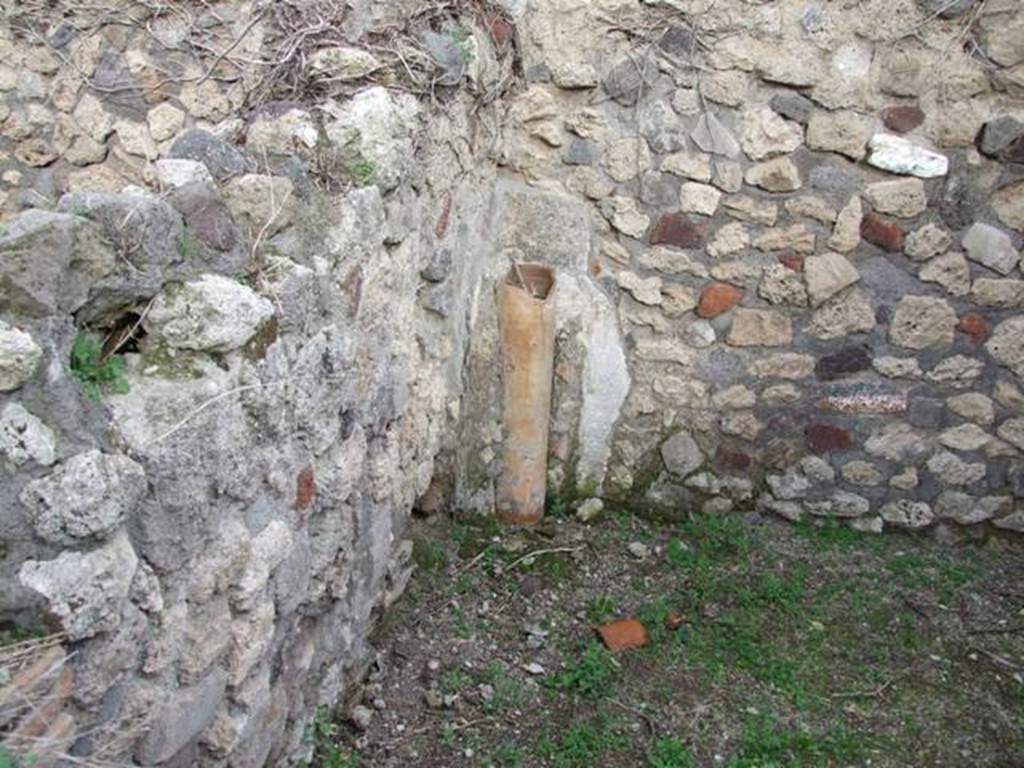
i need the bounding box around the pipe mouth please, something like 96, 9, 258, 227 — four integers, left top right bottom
505, 263, 555, 300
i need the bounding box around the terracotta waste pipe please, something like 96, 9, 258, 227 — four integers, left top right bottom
497, 263, 557, 525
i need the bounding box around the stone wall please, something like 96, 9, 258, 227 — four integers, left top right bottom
452, 0, 1024, 537
2, 0, 1024, 765
0, 2, 510, 764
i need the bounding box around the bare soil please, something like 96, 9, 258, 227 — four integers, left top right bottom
312, 510, 1024, 768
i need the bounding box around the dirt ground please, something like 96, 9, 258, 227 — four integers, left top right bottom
310, 509, 1024, 768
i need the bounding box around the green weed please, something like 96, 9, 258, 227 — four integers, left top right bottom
587, 595, 617, 624
69, 332, 130, 400
482, 662, 525, 713
545, 641, 617, 698
538, 719, 625, 768
648, 737, 696, 768
307, 707, 358, 768
345, 160, 376, 186
488, 743, 524, 768
724, 715, 868, 767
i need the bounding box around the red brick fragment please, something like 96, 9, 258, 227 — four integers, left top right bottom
778, 253, 805, 272
596, 619, 648, 653
881, 106, 925, 134
715, 445, 752, 473
957, 313, 991, 343
861, 213, 904, 252
294, 466, 316, 511
485, 14, 514, 45
649, 213, 708, 249
697, 282, 743, 318
804, 424, 853, 454
435, 192, 453, 239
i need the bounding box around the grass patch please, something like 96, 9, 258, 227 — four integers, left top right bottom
307, 706, 358, 768
538, 717, 626, 768
648, 737, 696, 768
545, 641, 617, 698
69, 331, 130, 400
725, 715, 868, 767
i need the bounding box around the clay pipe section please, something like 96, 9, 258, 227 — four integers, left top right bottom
497, 263, 557, 525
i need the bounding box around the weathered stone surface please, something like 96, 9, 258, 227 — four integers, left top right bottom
602, 137, 652, 182
880, 500, 934, 529
661, 151, 712, 182
0, 210, 116, 318
919, 252, 970, 296
758, 264, 808, 306
727, 308, 792, 346
691, 112, 741, 157
804, 252, 860, 307
0, 322, 43, 391
866, 422, 929, 462
972, 278, 1024, 308
806, 110, 873, 160
660, 432, 703, 478
926, 355, 984, 385
987, 316, 1024, 377
603, 196, 650, 238
738, 105, 803, 160
0, 403, 56, 468
904, 222, 952, 261
770, 92, 814, 124
222, 174, 297, 239
144, 274, 275, 353
927, 450, 986, 486
147, 103, 185, 142
697, 282, 743, 318
947, 393, 995, 425
867, 134, 948, 177
21, 450, 146, 545
841, 461, 883, 486
679, 182, 722, 215
246, 108, 319, 155
828, 196, 862, 253
939, 423, 992, 452
723, 195, 778, 226
745, 157, 802, 192
309, 46, 382, 80
961, 223, 1020, 276
136, 669, 228, 765
615, 271, 662, 306
809, 287, 875, 340
322, 86, 420, 191
997, 417, 1024, 452
19, 532, 138, 641
754, 224, 815, 254
979, 117, 1024, 163
889, 295, 956, 349
168, 129, 252, 181
750, 353, 816, 380
864, 178, 927, 218
155, 159, 215, 189
992, 183, 1024, 232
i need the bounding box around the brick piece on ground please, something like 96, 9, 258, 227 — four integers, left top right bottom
596, 619, 648, 652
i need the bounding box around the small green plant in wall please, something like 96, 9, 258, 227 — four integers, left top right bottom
69, 332, 130, 400
345, 159, 376, 186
